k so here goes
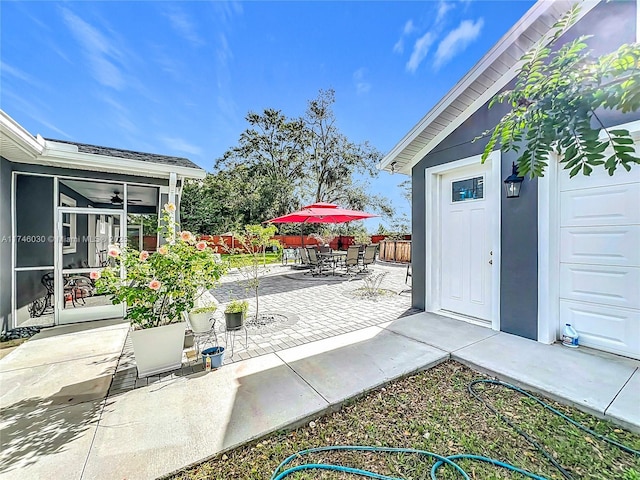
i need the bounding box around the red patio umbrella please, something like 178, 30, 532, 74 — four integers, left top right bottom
265, 202, 377, 246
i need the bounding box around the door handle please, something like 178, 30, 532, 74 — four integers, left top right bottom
489, 259, 493, 265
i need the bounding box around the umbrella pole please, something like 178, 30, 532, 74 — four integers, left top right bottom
300, 224, 304, 248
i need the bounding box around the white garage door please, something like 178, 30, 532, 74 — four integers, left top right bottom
559, 152, 640, 359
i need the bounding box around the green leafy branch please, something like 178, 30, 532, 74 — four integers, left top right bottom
477, 3, 640, 178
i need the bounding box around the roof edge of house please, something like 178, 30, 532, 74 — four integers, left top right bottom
0, 109, 45, 159
0, 111, 206, 180
379, 0, 601, 175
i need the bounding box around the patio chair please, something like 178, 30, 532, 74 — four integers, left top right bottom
360, 244, 377, 272
282, 248, 299, 265
318, 244, 331, 254
342, 245, 361, 275
306, 247, 328, 276
297, 247, 312, 271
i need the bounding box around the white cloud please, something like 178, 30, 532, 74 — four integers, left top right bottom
2, 89, 71, 138
164, 7, 204, 47
353, 68, 371, 95
406, 31, 436, 73
98, 94, 139, 135
33, 118, 71, 139
434, 18, 484, 69
0, 62, 47, 89
214, 0, 243, 27
436, 1, 455, 23
393, 39, 404, 54
60, 8, 125, 89
393, 19, 416, 55
216, 32, 233, 65
160, 136, 203, 156
403, 19, 415, 35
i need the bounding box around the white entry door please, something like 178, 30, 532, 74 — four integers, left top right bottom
558, 152, 640, 358
440, 163, 493, 322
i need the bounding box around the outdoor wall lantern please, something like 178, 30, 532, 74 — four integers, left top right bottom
390, 161, 397, 174
504, 162, 524, 198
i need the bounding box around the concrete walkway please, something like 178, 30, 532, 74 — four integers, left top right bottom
1, 313, 638, 480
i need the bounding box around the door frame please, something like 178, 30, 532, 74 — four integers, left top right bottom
55, 206, 126, 325
537, 119, 640, 344
424, 150, 501, 331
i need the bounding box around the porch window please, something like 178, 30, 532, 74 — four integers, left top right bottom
60, 193, 77, 254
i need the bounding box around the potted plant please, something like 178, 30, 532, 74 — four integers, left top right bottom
188, 304, 217, 333
224, 299, 248, 331
94, 203, 227, 378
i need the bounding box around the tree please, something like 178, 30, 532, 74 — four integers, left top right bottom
480, 4, 640, 178
398, 179, 411, 205
227, 224, 279, 321
195, 89, 392, 234
215, 109, 307, 218
181, 165, 281, 234
303, 89, 385, 211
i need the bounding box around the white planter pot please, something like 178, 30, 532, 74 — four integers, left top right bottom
188, 312, 214, 333
130, 322, 186, 378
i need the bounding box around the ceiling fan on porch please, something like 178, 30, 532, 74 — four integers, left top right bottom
111, 190, 144, 204
110, 191, 124, 204
97, 190, 143, 205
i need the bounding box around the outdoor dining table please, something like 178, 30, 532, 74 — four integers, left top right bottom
318, 250, 347, 275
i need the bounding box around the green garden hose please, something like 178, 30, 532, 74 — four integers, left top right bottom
270, 380, 640, 480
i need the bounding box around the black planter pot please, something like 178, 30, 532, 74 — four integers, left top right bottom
225, 311, 245, 331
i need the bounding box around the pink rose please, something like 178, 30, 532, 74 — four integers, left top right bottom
90, 271, 101, 280
139, 250, 149, 261
180, 231, 193, 242
158, 245, 168, 255
107, 245, 120, 257
149, 279, 161, 290
195, 241, 207, 251
164, 202, 176, 213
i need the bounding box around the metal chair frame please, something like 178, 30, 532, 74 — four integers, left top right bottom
306, 247, 329, 276
360, 244, 377, 272
342, 245, 361, 275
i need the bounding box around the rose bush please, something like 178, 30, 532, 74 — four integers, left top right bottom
95, 203, 226, 329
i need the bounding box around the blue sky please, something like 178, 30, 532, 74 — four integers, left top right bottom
1, 0, 534, 230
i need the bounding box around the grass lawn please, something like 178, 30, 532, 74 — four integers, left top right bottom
170, 362, 639, 480
223, 253, 281, 268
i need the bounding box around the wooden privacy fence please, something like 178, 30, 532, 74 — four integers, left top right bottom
196, 234, 411, 257
378, 240, 411, 263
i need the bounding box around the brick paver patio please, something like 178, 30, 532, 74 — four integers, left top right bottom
108, 261, 416, 395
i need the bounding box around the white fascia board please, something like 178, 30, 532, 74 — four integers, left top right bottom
32, 143, 207, 180
378, 0, 560, 172
397, 62, 523, 175
380, 0, 600, 175
0, 110, 44, 158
